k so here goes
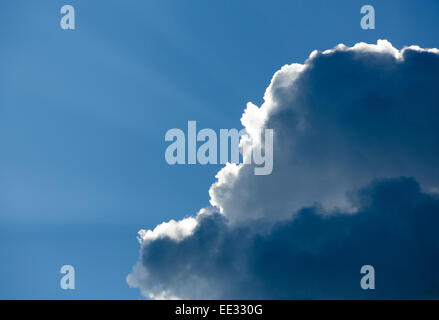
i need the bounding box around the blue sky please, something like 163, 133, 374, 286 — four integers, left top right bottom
0, 0, 438, 299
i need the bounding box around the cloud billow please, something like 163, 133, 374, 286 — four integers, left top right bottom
127, 41, 439, 299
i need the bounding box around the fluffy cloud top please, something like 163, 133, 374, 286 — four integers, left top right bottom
127, 40, 439, 299
211, 40, 439, 224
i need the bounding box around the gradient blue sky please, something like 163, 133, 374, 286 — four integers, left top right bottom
0, 0, 438, 299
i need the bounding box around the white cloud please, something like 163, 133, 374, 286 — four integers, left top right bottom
208, 39, 439, 224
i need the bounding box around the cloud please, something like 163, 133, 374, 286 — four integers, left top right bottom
128, 177, 439, 299
211, 40, 439, 224
127, 40, 439, 299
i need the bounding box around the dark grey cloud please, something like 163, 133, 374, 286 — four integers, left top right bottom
127, 41, 439, 299
129, 177, 439, 299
